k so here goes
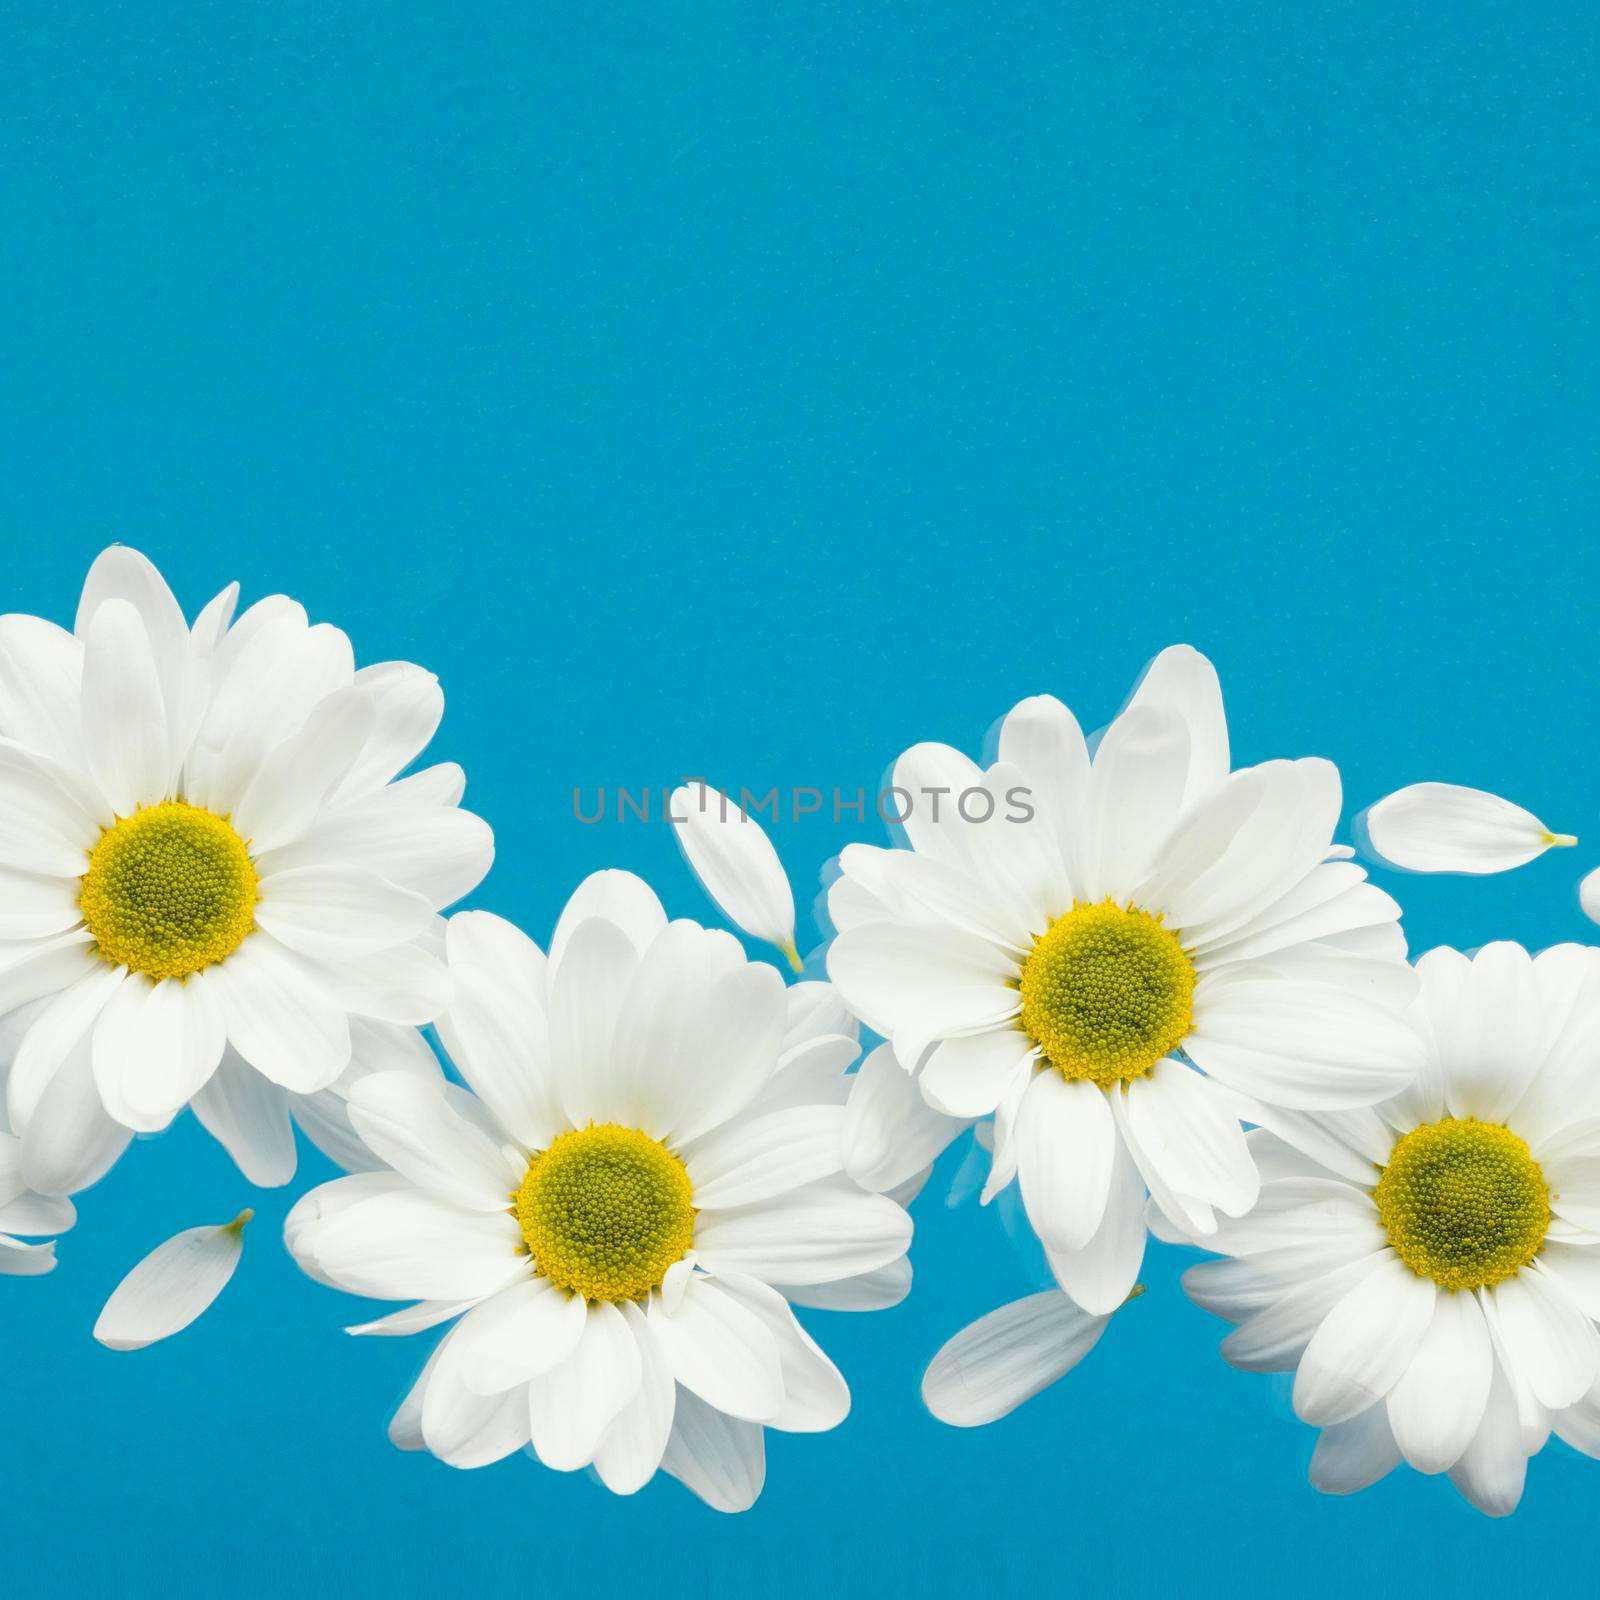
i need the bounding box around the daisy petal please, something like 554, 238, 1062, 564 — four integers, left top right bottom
671, 783, 800, 969
606, 920, 739, 1142
0, 1235, 57, 1276
1551, 1379, 1600, 1459
93, 973, 226, 1133
256, 865, 434, 961
779, 1258, 912, 1311
1309, 1405, 1401, 1495
444, 910, 546, 993
452, 1277, 587, 1394
7, 964, 126, 1133
547, 871, 667, 974
302, 1186, 525, 1301
1293, 1254, 1436, 1426
419, 1322, 532, 1468
665, 958, 787, 1146
1187, 971, 1422, 1111
1043, 1129, 1146, 1314
1217, 1253, 1392, 1373
685, 1104, 847, 1209
659, 1385, 765, 1513
1124, 644, 1229, 808
0, 932, 98, 1017
80, 599, 171, 815
842, 1043, 972, 1194
213, 936, 351, 1094
1582, 867, 1600, 927
0, 866, 82, 941
997, 693, 1090, 886
592, 1299, 677, 1493
346, 1072, 522, 1210
333, 662, 445, 801
186, 616, 353, 813
0, 614, 85, 769
1364, 782, 1574, 874
190, 582, 239, 653
648, 1275, 784, 1422
0, 741, 103, 874
1435, 942, 1542, 1123
1547, 1153, 1600, 1233
546, 915, 639, 1127
1539, 1243, 1600, 1319
693, 1178, 911, 1286
1385, 1287, 1493, 1473
15, 1031, 133, 1197
93, 1212, 250, 1351
190, 1048, 297, 1187
1485, 1268, 1600, 1411
1015, 1072, 1116, 1253
1446, 1358, 1527, 1517
1080, 706, 1189, 903
711, 1273, 850, 1433
526, 1300, 644, 1470
255, 798, 493, 912
919, 1028, 1034, 1120
230, 688, 374, 853
922, 1291, 1111, 1427
1123, 1060, 1258, 1219
434, 957, 559, 1149
826, 921, 1019, 1057
344, 1299, 477, 1337
77, 549, 204, 782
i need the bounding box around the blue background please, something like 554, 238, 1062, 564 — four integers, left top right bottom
2, 3, 1597, 1595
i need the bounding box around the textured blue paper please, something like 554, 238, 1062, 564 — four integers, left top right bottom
2, 3, 1597, 1594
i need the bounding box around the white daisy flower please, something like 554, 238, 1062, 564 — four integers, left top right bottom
0, 1009, 74, 1276
827, 645, 1421, 1313
1183, 941, 1600, 1518
285, 874, 912, 1512
0, 546, 492, 1194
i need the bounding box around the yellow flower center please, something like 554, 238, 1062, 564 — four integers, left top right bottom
1374, 1118, 1550, 1291
513, 1123, 696, 1303
79, 802, 259, 981
1018, 900, 1195, 1088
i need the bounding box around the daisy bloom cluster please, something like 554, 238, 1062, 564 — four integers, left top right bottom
827, 646, 1419, 1361
286, 871, 912, 1511
0, 547, 492, 1195
1183, 941, 1600, 1517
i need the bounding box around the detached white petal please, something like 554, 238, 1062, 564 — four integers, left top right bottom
670, 782, 800, 971
1363, 783, 1575, 874
1580, 866, 1600, 926
93, 1210, 251, 1351
922, 1290, 1116, 1426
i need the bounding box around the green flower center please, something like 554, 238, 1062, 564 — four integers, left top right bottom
1374, 1118, 1550, 1291
79, 801, 259, 981
513, 1123, 696, 1302
1018, 900, 1195, 1088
